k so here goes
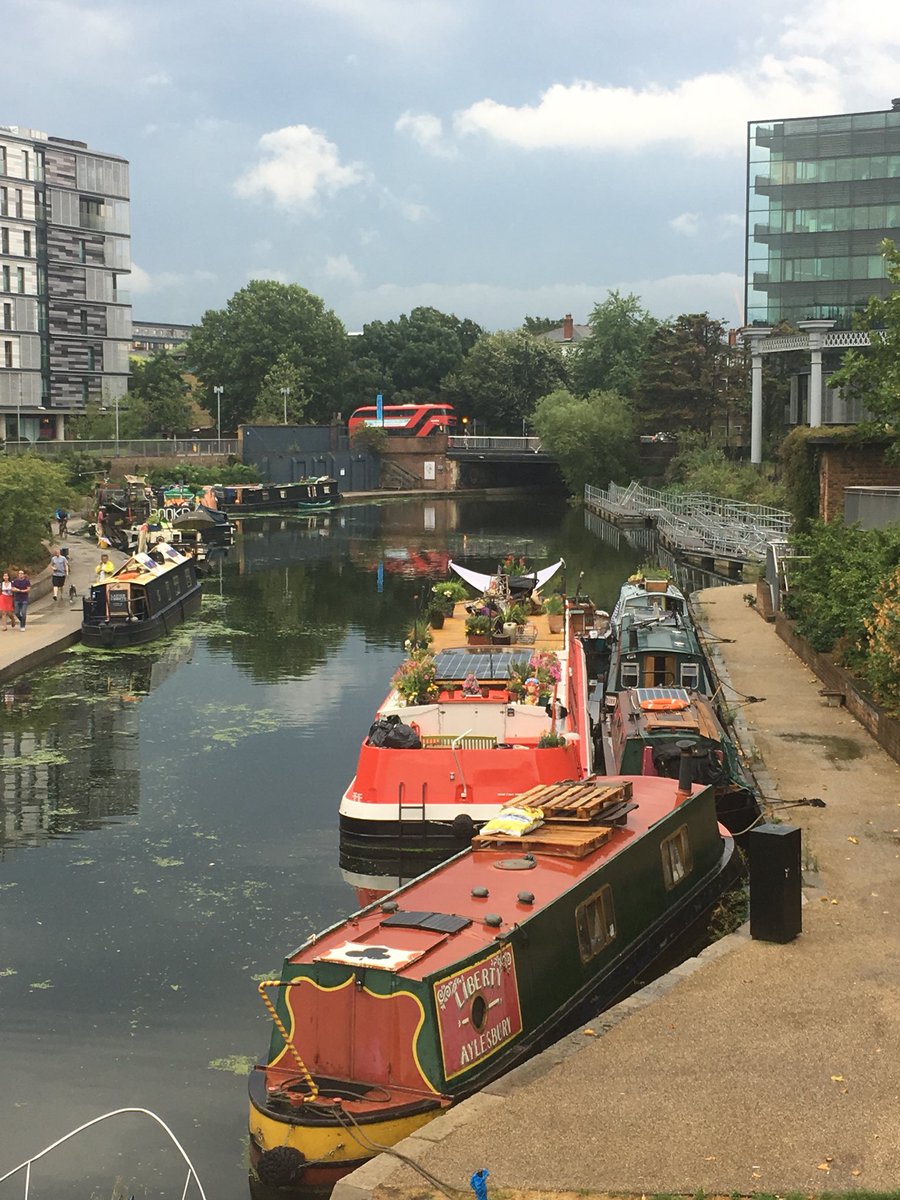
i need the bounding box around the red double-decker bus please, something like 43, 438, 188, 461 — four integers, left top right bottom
348, 403, 455, 437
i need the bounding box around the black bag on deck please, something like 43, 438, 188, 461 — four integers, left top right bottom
366, 714, 422, 749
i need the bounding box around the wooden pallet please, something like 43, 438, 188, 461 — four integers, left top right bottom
473, 822, 613, 858
509, 781, 633, 822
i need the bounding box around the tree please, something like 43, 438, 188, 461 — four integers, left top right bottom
252, 354, 310, 424
572, 291, 658, 397
531, 388, 638, 494
0, 454, 72, 565
831, 238, 900, 432
635, 313, 735, 436
442, 331, 570, 433
186, 281, 348, 430
129, 351, 194, 437
521, 316, 566, 335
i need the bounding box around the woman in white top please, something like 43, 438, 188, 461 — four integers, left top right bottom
0, 571, 14, 630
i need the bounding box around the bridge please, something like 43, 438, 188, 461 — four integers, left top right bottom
447, 434, 551, 461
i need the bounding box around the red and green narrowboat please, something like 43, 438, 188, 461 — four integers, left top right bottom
249, 771, 737, 1191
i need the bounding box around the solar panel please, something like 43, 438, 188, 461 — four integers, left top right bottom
381, 911, 472, 934
433, 649, 528, 681
634, 687, 691, 704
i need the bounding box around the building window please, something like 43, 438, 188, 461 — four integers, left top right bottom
0, 227, 7, 254
80, 309, 88, 333
14, 189, 23, 218
0, 187, 7, 216
17, 267, 25, 294
0, 146, 6, 174
3, 341, 12, 368
1, 265, 9, 292
79, 239, 86, 263
22, 151, 30, 180
82, 380, 89, 402
23, 231, 31, 257
87, 346, 96, 370
575, 885, 616, 963
661, 825, 693, 889
3, 303, 10, 330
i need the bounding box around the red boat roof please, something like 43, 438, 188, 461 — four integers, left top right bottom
293, 776, 709, 981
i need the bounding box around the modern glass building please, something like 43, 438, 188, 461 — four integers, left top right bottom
746, 104, 900, 328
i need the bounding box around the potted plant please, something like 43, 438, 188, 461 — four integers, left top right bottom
427, 601, 447, 629
465, 613, 491, 645
538, 729, 567, 748
501, 602, 527, 640
405, 620, 433, 650
432, 579, 468, 615
543, 594, 565, 633
391, 651, 439, 706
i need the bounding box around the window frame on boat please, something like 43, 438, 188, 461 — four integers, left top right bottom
661, 824, 693, 889
679, 662, 700, 689
575, 884, 616, 963
620, 662, 640, 687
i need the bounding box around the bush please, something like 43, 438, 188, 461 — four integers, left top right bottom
862, 566, 900, 714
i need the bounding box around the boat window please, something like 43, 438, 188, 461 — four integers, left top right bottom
575, 884, 616, 963
620, 663, 639, 687
680, 663, 700, 689
661, 825, 693, 889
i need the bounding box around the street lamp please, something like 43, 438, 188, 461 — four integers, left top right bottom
280, 386, 290, 425
213, 385, 223, 450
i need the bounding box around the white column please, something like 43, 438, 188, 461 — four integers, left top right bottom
741, 327, 771, 465
798, 320, 835, 429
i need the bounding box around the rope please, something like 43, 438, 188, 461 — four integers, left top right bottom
330, 1104, 459, 1199
256, 981, 319, 1100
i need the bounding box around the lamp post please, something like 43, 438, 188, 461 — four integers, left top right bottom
115, 393, 120, 454
280, 386, 290, 425
213, 385, 223, 451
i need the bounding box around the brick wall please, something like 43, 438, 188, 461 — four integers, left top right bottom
819, 444, 900, 521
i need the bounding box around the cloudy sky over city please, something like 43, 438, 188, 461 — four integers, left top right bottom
6, 0, 899, 331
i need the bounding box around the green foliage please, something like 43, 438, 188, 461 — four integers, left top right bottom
783, 518, 900, 662
572, 290, 658, 398
530, 387, 638, 494
862, 565, 900, 714
521, 315, 566, 335
465, 613, 491, 635
58, 451, 111, 494
665, 434, 785, 506
442, 331, 570, 433
780, 427, 822, 530
66, 398, 116, 440
0, 455, 73, 565
251, 353, 310, 424
145, 463, 260, 488
830, 238, 900, 431
635, 312, 739, 435
350, 424, 389, 455
186, 280, 348, 430
129, 351, 194, 437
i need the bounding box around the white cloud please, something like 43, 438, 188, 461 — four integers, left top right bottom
300, 0, 464, 52
395, 111, 458, 158
141, 70, 171, 88
234, 125, 366, 210
670, 212, 701, 237
322, 254, 363, 286
130, 263, 216, 294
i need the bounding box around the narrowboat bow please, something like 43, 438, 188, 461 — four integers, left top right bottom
250, 770, 737, 1191
81, 543, 202, 648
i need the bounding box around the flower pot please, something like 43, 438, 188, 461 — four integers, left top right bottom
491, 633, 510, 645
547, 614, 564, 634
429, 611, 445, 629
502, 621, 519, 640
467, 633, 489, 646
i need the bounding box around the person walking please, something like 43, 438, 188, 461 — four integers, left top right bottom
56, 508, 69, 537
11, 568, 31, 630
50, 548, 69, 601
0, 571, 14, 630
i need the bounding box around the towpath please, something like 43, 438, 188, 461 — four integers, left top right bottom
334, 584, 900, 1200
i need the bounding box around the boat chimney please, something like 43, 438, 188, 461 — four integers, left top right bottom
675, 739, 696, 805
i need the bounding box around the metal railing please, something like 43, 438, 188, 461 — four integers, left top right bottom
585, 481, 793, 561
0, 1107, 208, 1199
2, 438, 238, 457
448, 435, 543, 453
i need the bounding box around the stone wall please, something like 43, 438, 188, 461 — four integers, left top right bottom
773, 612, 900, 763
818, 443, 900, 521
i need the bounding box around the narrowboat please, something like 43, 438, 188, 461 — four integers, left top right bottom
249, 770, 737, 1191
81, 543, 202, 648
602, 577, 717, 700
212, 478, 340, 514
602, 686, 761, 839
338, 560, 595, 853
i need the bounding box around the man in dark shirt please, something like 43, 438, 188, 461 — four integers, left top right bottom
11, 569, 30, 630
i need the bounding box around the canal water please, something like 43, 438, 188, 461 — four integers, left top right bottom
0, 495, 641, 1199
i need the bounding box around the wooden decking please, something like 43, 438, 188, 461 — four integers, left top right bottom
472, 822, 614, 858
429, 604, 565, 658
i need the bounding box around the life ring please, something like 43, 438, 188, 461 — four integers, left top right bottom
640, 697, 689, 712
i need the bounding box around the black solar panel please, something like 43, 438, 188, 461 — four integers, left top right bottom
381, 911, 472, 934
433, 648, 526, 681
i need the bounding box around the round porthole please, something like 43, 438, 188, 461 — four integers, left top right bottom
471, 993, 487, 1031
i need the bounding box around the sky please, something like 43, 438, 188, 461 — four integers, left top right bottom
5, 0, 900, 333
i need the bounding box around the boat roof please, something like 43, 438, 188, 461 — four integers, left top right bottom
618, 688, 724, 740
289, 776, 710, 981
109, 543, 192, 585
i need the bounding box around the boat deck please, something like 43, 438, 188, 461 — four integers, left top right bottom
429, 604, 565, 657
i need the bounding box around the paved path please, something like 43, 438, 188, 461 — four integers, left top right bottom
0, 526, 125, 683
335, 584, 900, 1200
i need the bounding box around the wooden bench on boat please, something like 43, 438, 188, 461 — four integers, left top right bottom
422, 734, 498, 749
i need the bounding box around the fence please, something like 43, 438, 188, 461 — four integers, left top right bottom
2, 438, 239, 458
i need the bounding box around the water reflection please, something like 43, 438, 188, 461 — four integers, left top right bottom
0, 495, 641, 1200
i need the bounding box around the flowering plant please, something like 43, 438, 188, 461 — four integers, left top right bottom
391, 651, 439, 706
507, 650, 560, 697
500, 554, 529, 577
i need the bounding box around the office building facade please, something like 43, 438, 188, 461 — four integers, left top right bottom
0, 126, 131, 442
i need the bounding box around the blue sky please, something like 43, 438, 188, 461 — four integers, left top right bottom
7, 0, 898, 331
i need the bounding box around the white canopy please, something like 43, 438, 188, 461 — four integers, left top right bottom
448, 559, 564, 594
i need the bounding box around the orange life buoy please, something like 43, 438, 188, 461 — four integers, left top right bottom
639, 697, 689, 712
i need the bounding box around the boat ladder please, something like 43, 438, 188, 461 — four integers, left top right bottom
0, 1107, 208, 1200
398, 779, 427, 832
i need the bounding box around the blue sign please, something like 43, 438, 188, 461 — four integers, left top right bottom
376, 392, 383, 424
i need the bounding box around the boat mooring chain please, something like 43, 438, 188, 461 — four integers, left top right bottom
257, 981, 319, 1100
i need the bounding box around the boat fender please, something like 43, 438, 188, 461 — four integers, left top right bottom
256, 1145, 306, 1187
452, 813, 476, 842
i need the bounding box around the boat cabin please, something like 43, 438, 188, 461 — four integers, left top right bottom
85, 545, 196, 624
